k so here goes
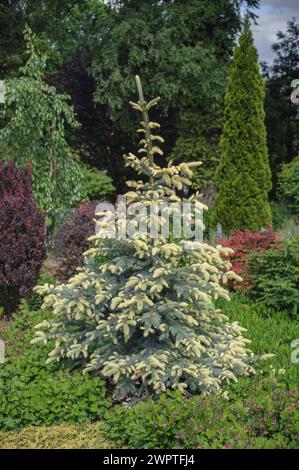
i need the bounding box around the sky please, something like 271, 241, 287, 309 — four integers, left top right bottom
252, 0, 299, 64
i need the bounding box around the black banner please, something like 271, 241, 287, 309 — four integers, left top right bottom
0, 449, 297, 467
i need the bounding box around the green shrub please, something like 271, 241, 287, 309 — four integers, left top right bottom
80, 164, 115, 202
0, 303, 111, 431
270, 202, 290, 230
278, 157, 299, 215
247, 234, 299, 314
103, 378, 299, 449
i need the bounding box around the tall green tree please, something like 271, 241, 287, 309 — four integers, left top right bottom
262, 18, 299, 193
213, 17, 272, 233
0, 0, 260, 191
0, 0, 25, 77
0, 1, 108, 77
0, 28, 83, 216
0, 0, 126, 191
91, 0, 260, 190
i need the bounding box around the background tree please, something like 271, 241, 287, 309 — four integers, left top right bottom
213, 17, 272, 233
0, 0, 25, 77
278, 156, 299, 216
262, 18, 299, 194
90, 0, 260, 190
0, 1, 108, 76
0, 28, 83, 218
0, 0, 260, 192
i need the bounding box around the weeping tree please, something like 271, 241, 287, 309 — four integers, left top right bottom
32, 76, 268, 399
213, 17, 272, 233
0, 27, 83, 216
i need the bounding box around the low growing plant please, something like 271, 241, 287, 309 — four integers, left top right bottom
0, 303, 111, 431
247, 234, 299, 314
0, 423, 115, 449
102, 377, 299, 449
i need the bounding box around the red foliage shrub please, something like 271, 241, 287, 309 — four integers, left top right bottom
219, 230, 280, 291
0, 162, 46, 314
53, 201, 96, 279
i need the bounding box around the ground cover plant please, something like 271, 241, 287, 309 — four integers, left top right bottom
0, 423, 115, 449
101, 294, 299, 449
0, 300, 111, 432
102, 381, 299, 449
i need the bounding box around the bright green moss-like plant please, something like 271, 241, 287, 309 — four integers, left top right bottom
33, 77, 265, 399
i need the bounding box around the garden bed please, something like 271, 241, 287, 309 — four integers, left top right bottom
0, 294, 298, 449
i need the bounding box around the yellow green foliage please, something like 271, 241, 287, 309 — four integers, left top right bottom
33, 77, 259, 399
0, 423, 115, 449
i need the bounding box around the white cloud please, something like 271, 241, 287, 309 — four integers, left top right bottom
252, 0, 299, 64
262, 0, 298, 10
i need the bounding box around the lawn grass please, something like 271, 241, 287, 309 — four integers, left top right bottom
218, 293, 299, 389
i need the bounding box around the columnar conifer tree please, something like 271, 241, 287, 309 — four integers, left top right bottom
33, 77, 262, 398
213, 17, 272, 233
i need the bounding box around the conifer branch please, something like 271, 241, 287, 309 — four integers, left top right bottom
134, 75, 160, 186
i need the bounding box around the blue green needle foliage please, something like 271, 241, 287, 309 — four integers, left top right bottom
32, 77, 268, 399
